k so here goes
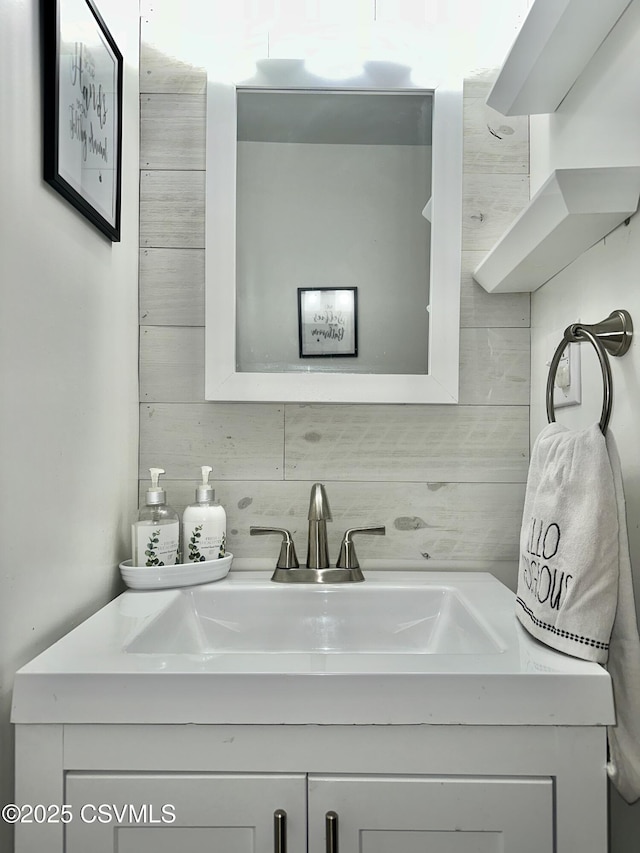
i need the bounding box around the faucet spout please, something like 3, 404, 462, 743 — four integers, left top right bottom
308, 482, 331, 521
306, 483, 331, 569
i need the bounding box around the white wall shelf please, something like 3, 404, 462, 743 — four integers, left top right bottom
486, 0, 633, 117
473, 167, 640, 294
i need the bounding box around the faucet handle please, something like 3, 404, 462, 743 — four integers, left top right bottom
336, 526, 386, 570
250, 527, 300, 569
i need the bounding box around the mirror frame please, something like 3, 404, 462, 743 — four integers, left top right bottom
205, 64, 463, 404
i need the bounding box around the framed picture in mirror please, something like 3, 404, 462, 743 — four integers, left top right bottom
298, 288, 358, 358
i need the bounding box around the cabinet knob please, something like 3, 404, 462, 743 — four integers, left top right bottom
326, 810, 339, 853
274, 808, 287, 853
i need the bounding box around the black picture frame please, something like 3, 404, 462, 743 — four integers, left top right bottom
41, 0, 123, 241
298, 288, 358, 358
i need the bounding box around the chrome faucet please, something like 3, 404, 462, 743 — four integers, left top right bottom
250, 483, 385, 583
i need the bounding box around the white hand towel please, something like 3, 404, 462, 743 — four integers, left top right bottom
516, 422, 640, 803
516, 423, 619, 663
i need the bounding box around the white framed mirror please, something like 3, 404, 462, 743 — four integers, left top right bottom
205, 60, 463, 404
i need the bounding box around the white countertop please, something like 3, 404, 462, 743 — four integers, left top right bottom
11, 569, 614, 727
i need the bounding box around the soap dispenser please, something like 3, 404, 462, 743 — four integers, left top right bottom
131, 468, 180, 567
183, 466, 227, 562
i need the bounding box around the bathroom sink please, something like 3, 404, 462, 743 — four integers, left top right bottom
125, 580, 503, 655
11, 569, 614, 727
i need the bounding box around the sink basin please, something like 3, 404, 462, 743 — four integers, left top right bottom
125, 582, 504, 655
11, 569, 614, 727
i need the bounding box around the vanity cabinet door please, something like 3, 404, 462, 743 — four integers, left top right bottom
64, 772, 306, 853
308, 775, 554, 853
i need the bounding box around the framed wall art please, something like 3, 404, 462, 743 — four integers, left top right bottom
41, 0, 123, 241
298, 287, 358, 358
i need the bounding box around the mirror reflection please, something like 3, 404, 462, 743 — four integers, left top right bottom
235, 89, 433, 375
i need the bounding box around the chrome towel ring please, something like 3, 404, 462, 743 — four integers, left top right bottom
546, 310, 633, 434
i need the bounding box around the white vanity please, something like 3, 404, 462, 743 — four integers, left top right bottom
12, 569, 613, 852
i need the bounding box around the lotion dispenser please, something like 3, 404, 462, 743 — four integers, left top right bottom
131, 468, 180, 567
183, 466, 227, 562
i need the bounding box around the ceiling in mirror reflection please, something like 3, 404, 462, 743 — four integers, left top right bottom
237, 91, 433, 146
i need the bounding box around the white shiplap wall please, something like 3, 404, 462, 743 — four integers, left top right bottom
139, 14, 531, 580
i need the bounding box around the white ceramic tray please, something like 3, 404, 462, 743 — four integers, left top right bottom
119, 554, 233, 590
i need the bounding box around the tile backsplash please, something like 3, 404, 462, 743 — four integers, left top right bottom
139, 10, 531, 576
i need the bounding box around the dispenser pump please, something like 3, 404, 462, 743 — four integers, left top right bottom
146, 467, 167, 505
196, 465, 215, 503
